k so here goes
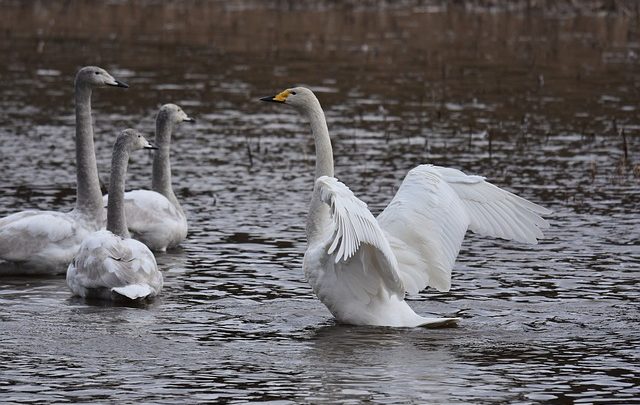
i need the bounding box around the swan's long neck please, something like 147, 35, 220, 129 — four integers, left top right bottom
106, 144, 131, 239
303, 101, 334, 242
74, 84, 103, 222
306, 104, 334, 180
152, 114, 181, 211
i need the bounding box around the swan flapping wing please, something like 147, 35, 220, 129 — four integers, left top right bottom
315, 176, 404, 295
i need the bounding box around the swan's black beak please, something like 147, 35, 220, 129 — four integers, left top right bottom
144, 144, 158, 150
260, 95, 284, 103
184, 117, 196, 123
108, 80, 129, 88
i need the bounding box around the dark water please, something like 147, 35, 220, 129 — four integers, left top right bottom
1, 2, 639, 403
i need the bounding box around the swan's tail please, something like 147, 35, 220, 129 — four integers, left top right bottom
416, 317, 460, 328
112, 284, 153, 300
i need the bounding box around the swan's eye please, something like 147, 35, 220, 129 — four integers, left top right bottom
94, 71, 100, 75
290, 91, 297, 95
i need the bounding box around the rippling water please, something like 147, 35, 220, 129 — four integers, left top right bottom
1, 2, 639, 403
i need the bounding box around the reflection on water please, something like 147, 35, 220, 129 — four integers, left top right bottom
0, 1, 639, 403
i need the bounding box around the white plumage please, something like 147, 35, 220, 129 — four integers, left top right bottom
378, 165, 471, 294
67, 230, 162, 300
109, 189, 187, 251
67, 129, 163, 301
262, 87, 551, 327
0, 211, 92, 274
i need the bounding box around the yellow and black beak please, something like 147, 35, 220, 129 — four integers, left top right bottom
260, 89, 291, 103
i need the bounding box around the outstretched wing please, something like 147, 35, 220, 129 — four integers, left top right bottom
429, 165, 551, 243
377, 165, 551, 294
313, 176, 404, 297
377, 167, 469, 294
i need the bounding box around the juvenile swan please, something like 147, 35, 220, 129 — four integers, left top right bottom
261, 87, 551, 328
67, 129, 163, 301
103, 104, 194, 252
0, 66, 128, 275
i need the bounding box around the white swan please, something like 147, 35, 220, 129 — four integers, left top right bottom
103, 104, 194, 252
261, 87, 551, 328
0, 66, 128, 275
67, 129, 163, 301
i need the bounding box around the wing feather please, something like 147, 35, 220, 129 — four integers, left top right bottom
315, 176, 403, 295
378, 164, 551, 295
0, 210, 83, 267
104, 189, 184, 233
377, 167, 469, 294
68, 230, 162, 299
432, 165, 551, 244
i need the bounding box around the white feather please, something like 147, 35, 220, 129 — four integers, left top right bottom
112, 283, 154, 300
103, 190, 187, 252
0, 210, 98, 275
378, 166, 469, 293
66, 230, 163, 301
378, 164, 551, 295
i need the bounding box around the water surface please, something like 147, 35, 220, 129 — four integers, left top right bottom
0, 2, 639, 403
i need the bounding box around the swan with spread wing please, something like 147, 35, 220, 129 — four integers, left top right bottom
261, 87, 551, 328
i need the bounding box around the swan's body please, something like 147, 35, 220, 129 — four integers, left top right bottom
0, 211, 94, 275
67, 229, 161, 300
67, 129, 163, 300
261, 87, 551, 327
103, 104, 193, 252
0, 66, 128, 275
110, 189, 187, 252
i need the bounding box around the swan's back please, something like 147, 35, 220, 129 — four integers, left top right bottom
67, 229, 163, 300
0, 210, 96, 275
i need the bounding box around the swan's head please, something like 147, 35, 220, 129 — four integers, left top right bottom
75, 66, 129, 89
116, 128, 157, 152
260, 87, 320, 111
158, 104, 196, 125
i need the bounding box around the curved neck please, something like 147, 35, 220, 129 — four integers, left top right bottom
303, 103, 334, 179
106, 146, 131, 239
74, 84, 103, 221
302, 101, 334, 242
152, 115, 181, 210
